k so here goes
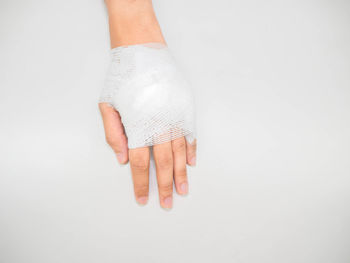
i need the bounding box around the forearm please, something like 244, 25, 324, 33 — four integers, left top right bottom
105, 0, 165, 48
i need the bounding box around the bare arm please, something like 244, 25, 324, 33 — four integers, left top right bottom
105, 0, 165, 48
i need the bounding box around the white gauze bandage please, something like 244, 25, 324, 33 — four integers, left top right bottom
100, 43, 196, 149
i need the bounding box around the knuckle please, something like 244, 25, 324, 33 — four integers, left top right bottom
131, 162, 149, 173
130, 155, 149, 172
192, 143, 197, 152
134, 184, 149, 197
175, 168, 187, 180
106, 136, 119, 148
158, 182, 173, 194
173, 140, 186, 153
187, 145, 197, 159
157, 155, 173, 170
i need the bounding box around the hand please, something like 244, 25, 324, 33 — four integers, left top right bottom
99, 103, 197, 209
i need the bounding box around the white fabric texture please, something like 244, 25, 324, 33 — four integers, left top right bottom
100, 43, 196, 149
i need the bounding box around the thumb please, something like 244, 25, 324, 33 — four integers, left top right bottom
99, 103, 129, 164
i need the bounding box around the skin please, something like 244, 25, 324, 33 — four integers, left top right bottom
100, 0, 197, 209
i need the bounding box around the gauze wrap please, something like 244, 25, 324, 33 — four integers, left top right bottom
100, 43, 196, 149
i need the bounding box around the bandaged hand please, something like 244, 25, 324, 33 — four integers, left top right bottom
99, 43, 196, 209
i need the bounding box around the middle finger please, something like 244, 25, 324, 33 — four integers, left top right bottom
153, 141, 173, 209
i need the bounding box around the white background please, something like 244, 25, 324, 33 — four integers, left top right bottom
1, 0, 350, 262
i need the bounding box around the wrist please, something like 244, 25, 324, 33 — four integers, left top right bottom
106, 0, 165, 48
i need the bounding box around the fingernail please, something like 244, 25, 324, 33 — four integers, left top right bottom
116, 153, 124, 164
137, 196, 148, 206
162, 196, 173, 209
180, 182, 188, 195
189, 156, 196, 166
